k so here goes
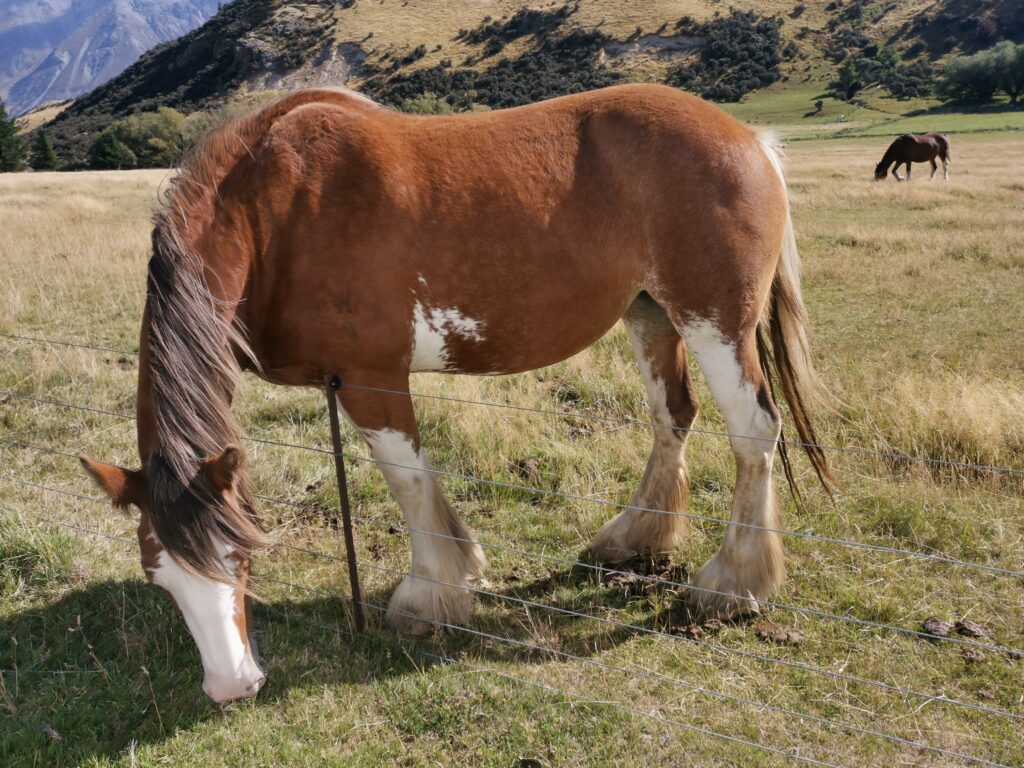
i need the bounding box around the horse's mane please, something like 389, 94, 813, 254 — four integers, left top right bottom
146, 89, 378, 580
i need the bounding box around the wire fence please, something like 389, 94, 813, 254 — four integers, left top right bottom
2, 329, 1023, 766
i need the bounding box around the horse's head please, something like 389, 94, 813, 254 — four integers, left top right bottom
874, 161, 888, 181
80, 447, 266, 703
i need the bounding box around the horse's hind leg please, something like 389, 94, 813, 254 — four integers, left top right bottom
589, 295, 698, 561
930, 158, 938, 179
679, 320, 784, 619
337, 375, 485, 634
943, 154, 950, 180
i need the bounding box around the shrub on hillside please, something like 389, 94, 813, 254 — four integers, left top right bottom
668, 10, 784, 102
365, 10, 620, 110
400, 92, 454, 114
461, 4, 576, 56
938, 42, 1024, 103
108, 107, 188, 167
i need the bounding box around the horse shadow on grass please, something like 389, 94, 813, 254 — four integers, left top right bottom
0, 557, 719, 766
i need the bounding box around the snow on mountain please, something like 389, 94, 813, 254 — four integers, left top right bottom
0, 0, 219, 115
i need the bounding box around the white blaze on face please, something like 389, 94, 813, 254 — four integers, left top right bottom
146, 536, 265, 703
410, 301, 484, 372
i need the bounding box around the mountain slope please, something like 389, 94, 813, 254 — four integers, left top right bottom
40, 0, 1024, 166
0, 0, 219, 115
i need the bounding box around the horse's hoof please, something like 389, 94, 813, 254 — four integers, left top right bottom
385, 573, 475, 635
686, 586, 761, 622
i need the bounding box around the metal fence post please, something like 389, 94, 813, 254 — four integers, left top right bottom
325, 374, 365, 632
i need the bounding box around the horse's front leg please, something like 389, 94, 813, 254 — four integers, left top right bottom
892, 166, 903, 182
905, 162, 912, 182
337, 372, 485, 634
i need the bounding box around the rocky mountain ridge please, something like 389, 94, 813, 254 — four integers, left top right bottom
0, 0, 219, 115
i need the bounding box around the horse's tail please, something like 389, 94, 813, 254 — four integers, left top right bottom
938, 133, 951, 160
144, 212, 268, 581
754, 133, 834, 502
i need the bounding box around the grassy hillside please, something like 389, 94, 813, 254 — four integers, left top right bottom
39, 0, 1024, 165
1, 136, 1022, 765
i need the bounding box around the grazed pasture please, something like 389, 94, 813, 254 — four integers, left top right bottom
1, 134, 1022, 767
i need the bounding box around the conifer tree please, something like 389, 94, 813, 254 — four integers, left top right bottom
88, 132, 136, 170
0, 100, 26, 172
30, 129, 59, 170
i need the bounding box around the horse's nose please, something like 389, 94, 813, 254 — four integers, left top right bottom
202, 669, 267, 703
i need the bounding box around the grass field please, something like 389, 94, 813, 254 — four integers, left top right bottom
1, 125, 1023, 766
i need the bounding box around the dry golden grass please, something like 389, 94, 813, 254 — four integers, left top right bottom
333, 0, 834, 75
13, 100, 72, 135
1, 132, 1022, 767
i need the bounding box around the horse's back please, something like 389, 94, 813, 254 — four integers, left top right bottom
215, 85, 789, 379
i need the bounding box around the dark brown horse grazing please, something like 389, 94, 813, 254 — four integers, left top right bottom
80, 84, 831, 703
874, 133, 951, 181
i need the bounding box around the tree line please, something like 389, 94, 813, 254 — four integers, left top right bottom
2, 38, 1022, 173
0, 96, 270, 172
937, 41, 1024, 103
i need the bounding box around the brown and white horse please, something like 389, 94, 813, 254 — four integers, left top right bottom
874, 133, 951, 181
81, 84, 830, 703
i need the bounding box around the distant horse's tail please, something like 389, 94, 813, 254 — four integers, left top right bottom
937, 133, 951, 161
754, 133, 834, 502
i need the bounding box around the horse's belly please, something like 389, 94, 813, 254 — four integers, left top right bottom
407, 284, 635, 376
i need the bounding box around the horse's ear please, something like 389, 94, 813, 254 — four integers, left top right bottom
80, 457, 146, 511
202, 445, 245, 492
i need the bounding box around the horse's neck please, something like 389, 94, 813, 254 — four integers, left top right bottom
878, 146, 898, 171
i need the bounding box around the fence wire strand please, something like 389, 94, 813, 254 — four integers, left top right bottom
3, 330, 1022, 477
3, 329, 1023, 767
9, 496, 1020, 767
264, 574, 1013, 768
4, 437, 1022, 658
4, 393, 1020, 580
5, 472, 1021, 726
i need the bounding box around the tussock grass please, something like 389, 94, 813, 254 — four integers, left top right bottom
1, 135, 1023, 766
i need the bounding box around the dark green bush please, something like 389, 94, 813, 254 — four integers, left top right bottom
667, 10, 784, 102
365, 7, 619, 110
938, 42, 1024, 103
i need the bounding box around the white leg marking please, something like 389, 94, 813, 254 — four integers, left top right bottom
590, 320, 690, 559
359, 426, 484, 630
681, 319, 784, 616
146, 536, 264, 702
681, 320, 776, 464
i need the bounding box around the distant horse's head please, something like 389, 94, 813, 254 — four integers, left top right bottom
874, 160, 889, 181
80, 446, 266, 703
